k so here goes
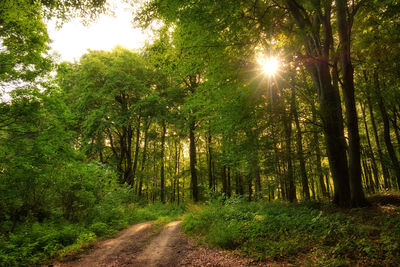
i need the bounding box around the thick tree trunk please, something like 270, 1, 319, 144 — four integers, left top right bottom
316, 63, 350, 207
189, 119, 198, 202
286, 0, 351, 207
335, 0, 368, 207
374, 71, 400, 189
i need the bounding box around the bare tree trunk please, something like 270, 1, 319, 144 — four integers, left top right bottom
311, 103, 328, 198
335, 0, 368, 207
227, 167, 231, 197
207, 131, 213, 190
391, 107, 400, 150
360, 102, 380, 190
367, 89, 390, 189
160, 121, 166, 203
292, 87, 310, 200
286, 0, 351, 207
222, 165, 227, 196
132, 119, 141, 186
283, 98, 296, 202
189, 119, 198, 202
138, 120, 150, 198
374, 71, 400, 189
176, 141, 180, 204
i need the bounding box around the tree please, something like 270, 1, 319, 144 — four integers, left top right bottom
59, 48, 151, 185
0, 0, 106, 87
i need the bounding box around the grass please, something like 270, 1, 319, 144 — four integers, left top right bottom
182, 195, 400, 266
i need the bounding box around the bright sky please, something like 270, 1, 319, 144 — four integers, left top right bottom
47, 0, 151, 62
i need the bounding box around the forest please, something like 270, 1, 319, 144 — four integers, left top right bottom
1, 0, 400, 266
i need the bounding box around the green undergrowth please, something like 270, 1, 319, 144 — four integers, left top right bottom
182, 196, 400, 266
0, 203, 185, 266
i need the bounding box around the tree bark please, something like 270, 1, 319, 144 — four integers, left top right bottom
311, 103, 328, 198
132, 119, 141, 186
227, 167, 231, 197
283, 97, 296, 202
138, 120, 150, 198
189, 119, 198, 202
374, 71, 400, 189
160, 120, 166, 203
360, 102, 380, 190
367, 89, 390, 188
286, 0, 351, 207
207, 132, 213, 190
335, 0, 368, 207
222, 165, 227, 196
292, 87, 310, 200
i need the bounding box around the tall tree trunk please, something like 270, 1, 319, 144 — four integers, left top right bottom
235, 171, 244, 195
247, 175, 253, 201
360, 102, 380, 190
222, 165, 227, 196
374, 71, 400, 189
120, 127, 128, 183
207, 132, 213, 190
132, 119, 141, 185
286, 0, 351, 207
138, 121, 150, 198
367, 89, 390, 188
335, 0, 368, 207
391, 107, 400, 150
311, 103, 328, 198
325, 175, 331, 198
175, 141, 180, 204
160, 121, 166, 203
126, 125, 134, 185
227, 167, 231, 197
292, 87, 310, 200
283, 98, 296, 202
189, 119, 198, 202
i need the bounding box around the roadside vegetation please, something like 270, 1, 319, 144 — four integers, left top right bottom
183, 195, 400, 266
0, 186, 184, 267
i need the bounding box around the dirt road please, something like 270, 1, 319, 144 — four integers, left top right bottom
54, 221, 266, 267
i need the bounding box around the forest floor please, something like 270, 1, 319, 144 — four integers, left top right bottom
52, 220, 269, 267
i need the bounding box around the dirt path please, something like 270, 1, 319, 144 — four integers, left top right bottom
54, 221, 267, 267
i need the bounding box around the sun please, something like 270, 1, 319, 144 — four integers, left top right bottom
258, 56, 279, 76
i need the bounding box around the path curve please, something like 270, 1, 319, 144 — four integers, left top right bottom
55, 221, 154, 267
54, 220, 268, 267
